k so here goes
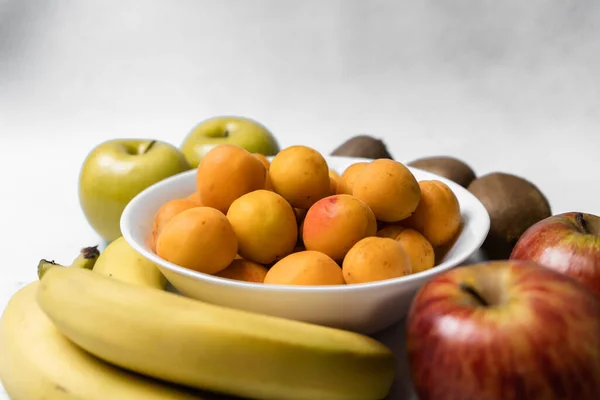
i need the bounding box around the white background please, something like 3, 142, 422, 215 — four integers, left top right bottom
1, 1, 600, 398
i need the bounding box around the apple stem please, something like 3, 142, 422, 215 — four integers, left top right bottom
576, 212, 588, 234
142, 140, 157, 154
223, 129, 229, 138
458, 282, 489, 306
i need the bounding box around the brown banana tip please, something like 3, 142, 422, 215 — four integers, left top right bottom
81, 245, 100, 259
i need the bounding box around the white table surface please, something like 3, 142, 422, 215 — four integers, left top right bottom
1, 1, 600, 399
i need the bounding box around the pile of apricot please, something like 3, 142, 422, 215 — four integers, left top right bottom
150, 144, 461, 286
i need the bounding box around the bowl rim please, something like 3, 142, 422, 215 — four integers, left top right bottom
121, 155, 490, 293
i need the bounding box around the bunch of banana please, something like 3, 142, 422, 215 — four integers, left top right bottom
37, 237, 167, 289
0, 282, 226, 400
1, 238, 396, 400
1, 238, 187, 399
37, 244, 100, 278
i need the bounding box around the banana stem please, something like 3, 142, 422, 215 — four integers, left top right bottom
37, 245, 100, 280
71, 246, 101, 270
37, 260, 60, 280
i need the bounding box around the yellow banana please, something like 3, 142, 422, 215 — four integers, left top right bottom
37, 238, 165, 289
38, 267, 396, 400
37, 245, 100, 279
92, 236, 166, 289
0, 281, 228, 400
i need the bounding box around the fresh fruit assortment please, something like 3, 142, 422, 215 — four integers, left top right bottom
151, 143, 463, 285
2, 115, 600, 400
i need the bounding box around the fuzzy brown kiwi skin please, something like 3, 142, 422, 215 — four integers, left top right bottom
331, 135, 393, 160
468, 172, 552, 260
408, 156, 476, 188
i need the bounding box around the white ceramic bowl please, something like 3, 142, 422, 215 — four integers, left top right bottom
121, 156, 490, 334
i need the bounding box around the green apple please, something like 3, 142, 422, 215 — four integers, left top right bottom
79, 139, 191, 243
180, 116, 280, 167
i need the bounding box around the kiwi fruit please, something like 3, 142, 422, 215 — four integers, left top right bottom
467, 172, 552, 260
408, 156, 476, 188
331, 135, 393, 159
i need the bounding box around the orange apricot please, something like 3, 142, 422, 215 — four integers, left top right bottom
377, 226, 435, 273
196, 144, 266, 213
303, 194, 377, 262
329, 169, 341, 181
268, 145, 330, 209
404, 180, 461, 246
215, 259, 269, 283
226, 189, 298, 264
376, 224, 406, 240
253, 153, 271, 170
342, 237, 412, 284
151, 198, 198, 246
254, 153, 274, 191
156, 207, 238, 274
264, 173, 274, 191
336, 162, 368, 195
264, 251, 345, 286
329, 177, 338, 195
185, 191, 204, 206
328, 169, 340, 195
352, 159, 421, 222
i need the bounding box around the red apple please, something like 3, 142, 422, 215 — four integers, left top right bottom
406, 260, 600, 400
510, 212, 600, 298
